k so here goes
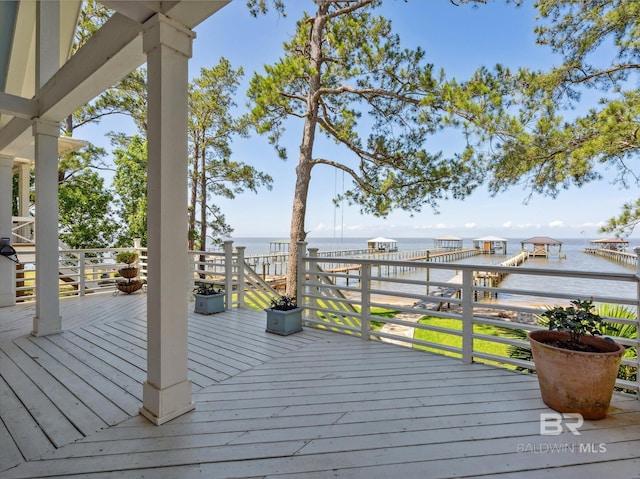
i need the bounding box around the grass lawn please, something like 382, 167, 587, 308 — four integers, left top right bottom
413, 316, 517, 368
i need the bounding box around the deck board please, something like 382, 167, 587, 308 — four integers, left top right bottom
1, 294, 639, 478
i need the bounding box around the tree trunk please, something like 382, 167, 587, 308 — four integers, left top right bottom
199, 138, 207, 278
285, 8, 327, 298
188, 138, 199, 251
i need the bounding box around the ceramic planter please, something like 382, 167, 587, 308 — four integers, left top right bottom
528, 330, 625, 419
194, 292, 225, 315
265, 307, 303, 336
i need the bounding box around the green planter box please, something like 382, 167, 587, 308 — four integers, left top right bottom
194, 293, 225, 315
265, 307, 303, 336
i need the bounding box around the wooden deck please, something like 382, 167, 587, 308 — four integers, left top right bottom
1, 294, 639, 478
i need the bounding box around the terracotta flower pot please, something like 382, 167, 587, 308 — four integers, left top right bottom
528, 330, 625, 419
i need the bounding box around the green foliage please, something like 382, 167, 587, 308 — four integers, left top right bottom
599, 198, 640, 238
112, 135, 148, 246
541, 299, 606, 345
247, 0, 480, 219
115, 251, 138, 264
269, 295, 298, 311
248, 0, 491, 295
189, 59, 273, 250
450, 0, 639, 233
507, 302, 637, 386
76, 69, 149, 133
193, 282, 223, 295
58, 148, 118, 249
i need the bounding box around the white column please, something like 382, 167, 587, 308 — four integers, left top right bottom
32, 120, 61, 336
0, 155, 16, 307
139, 13, 196, 426
36, 0, 60, 89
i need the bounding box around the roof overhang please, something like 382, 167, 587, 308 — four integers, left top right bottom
0, 0, 231, 159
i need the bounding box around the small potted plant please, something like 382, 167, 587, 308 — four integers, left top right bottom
114, 251, 143, 293
265, 294, 303, 336
115, 251, 139, 279
193, 282, 225, 314
528, 298, 625, 419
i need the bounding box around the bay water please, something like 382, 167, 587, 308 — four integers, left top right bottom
229, 237, 639, 304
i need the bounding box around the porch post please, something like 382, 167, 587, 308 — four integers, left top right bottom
31, 0, 61, 334
0, 155, 16, 307
31, 120, 61, 336
139, 13, 196, 425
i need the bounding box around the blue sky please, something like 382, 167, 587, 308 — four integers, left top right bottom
81, 1, 638, 240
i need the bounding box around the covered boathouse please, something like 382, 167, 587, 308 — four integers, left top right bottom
473, 235, 507, 254
521, 236, 563, 258
589, 238, 629, 252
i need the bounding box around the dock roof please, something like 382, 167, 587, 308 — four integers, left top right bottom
473, 235, 507, 242
521, 236, 562, 245
367, 236, 397, 243
591, 238, 629, 244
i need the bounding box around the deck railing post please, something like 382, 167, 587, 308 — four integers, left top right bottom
236, 246, 246, 309
224, 241, 233, 310
361, 263, 371, 340
461, 268, 474, 364
297, 241, 307, 309
78, 251, 86, 296
307, 246, 320, 323
186, 250, 193, 303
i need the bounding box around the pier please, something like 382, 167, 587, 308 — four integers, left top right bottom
585, 247, 638, 268
473, 250, 529, 299
250, 247, 483, 284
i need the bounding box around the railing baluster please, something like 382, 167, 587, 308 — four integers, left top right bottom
236, 246, 246, 309
79, 251, 85, 296
361, 263, 371, 340
461, 268, 474, 364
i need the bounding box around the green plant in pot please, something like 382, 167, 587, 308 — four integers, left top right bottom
265, 294, 303, 336
115, 251, 138, 265
528, 299, 625, 419
193, 282, 225, 314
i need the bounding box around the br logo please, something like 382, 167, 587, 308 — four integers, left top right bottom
539, 413, 584, 436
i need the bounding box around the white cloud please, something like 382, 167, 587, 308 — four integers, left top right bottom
548, 220, 565, 228
435, 223, 450, 229
502, 221, 512, 228
577, 221, 606, 228
312, 223, 332, 232
465, 222, 477, 229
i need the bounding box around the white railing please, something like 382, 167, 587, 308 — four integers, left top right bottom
585, 247, 638, 267
6, 241, 639, 397
298, 244, 640, 397
11, 216, 35, 244
12, 247, 150, 300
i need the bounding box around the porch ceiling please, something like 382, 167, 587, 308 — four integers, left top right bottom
0, 0, 231, 160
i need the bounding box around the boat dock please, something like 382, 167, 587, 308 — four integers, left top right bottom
585, 247, 638, 268
473, 250, 529, 299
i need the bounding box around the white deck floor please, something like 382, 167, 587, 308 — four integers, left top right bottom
1, 293, 639, 478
